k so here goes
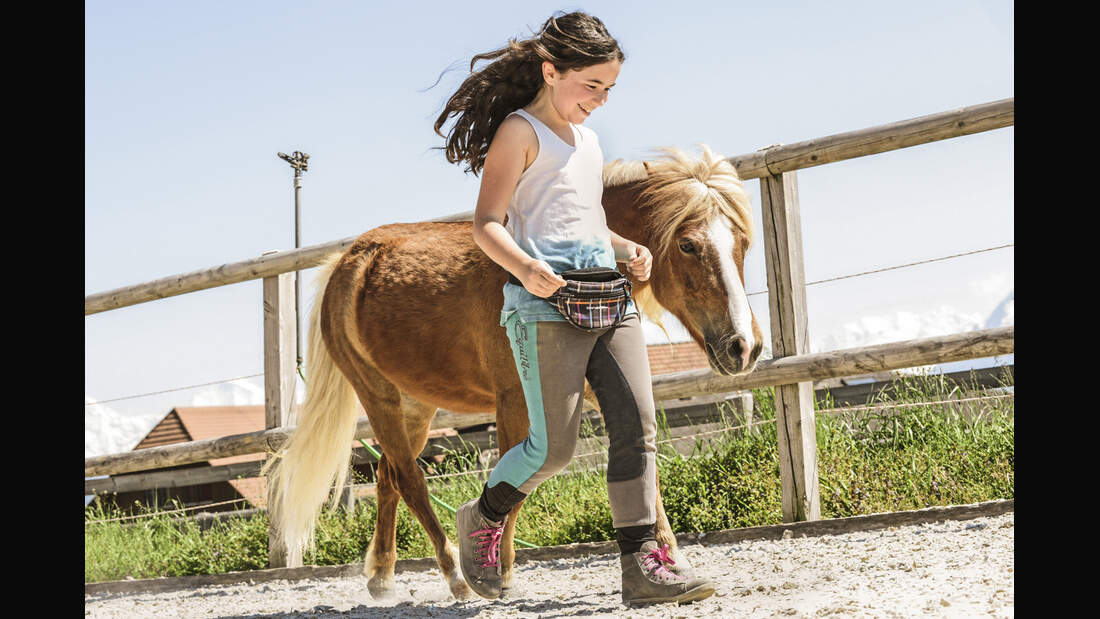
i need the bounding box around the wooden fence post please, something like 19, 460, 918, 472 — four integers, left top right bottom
759, 169, 822, 523
263, 256, 298, 568
340, 464, 356, 520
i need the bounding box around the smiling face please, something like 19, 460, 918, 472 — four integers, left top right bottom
541, 60, 622, 124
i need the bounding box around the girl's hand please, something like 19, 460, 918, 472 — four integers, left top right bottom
520, 260, 568, 298
626, 243, 652, 281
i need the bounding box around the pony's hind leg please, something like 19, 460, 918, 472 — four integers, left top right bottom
360, 389, 471, 601
349, 369, 404, 600
363, 452, 399, 599
392, 395, 471, 600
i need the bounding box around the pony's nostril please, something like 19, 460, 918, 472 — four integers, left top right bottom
726, 337, 749, 370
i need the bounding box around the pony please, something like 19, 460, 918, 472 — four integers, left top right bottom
265, 144, 764, 600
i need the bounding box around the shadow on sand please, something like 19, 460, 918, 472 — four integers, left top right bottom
212, 592, 625, 618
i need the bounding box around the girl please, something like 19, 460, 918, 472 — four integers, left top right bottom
433, 11, 715, 606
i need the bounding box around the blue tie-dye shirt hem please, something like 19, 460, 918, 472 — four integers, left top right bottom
498, 236, 639, 326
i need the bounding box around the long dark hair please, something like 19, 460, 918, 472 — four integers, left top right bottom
433, 11, 624, 176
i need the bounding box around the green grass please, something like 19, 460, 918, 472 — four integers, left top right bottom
85, 369, 1013, 583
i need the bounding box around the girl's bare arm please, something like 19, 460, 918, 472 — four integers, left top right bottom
472, 117, 567, 297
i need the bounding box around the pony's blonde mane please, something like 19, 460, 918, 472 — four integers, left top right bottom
604, 144, 753, 255
602, 145, 754, 339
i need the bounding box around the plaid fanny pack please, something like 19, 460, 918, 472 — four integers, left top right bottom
508, 267, 632, 331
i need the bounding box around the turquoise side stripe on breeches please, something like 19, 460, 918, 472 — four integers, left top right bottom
487, 314, 552, 490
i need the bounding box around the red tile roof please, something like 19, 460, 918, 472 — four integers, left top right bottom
171, 406, 267, 466
133, 410, 189, 450
646, 341, 710, 375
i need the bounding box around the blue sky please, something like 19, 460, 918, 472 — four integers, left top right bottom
85, 1, 1013, 442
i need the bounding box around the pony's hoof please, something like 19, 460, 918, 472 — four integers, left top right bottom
668, 549, 696, 577
448, 572, 473, 600
502, 570, 514, 590
367, 575, 397, 600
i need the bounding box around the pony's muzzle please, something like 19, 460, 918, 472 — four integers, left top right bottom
705, 335, 760, 376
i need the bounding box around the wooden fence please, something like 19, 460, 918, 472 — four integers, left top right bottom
84, 97, 1015, 567
84, 364, 1013, 498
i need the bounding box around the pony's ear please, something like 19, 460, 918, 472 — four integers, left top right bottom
642, 161, 652, 176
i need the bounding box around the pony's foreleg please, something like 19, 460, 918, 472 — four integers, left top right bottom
654, 470, 695, 573
500, 497, 526, 592
653, 479, 677, 549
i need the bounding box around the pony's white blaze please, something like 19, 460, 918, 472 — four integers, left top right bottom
706, 215, 755, 354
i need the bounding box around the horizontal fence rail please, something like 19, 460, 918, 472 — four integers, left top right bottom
84, 98, 1013, 316
726, 98, 1014, 180
83, 325, 1013, 478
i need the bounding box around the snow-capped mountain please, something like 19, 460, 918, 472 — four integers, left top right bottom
189, 378, 265, 407
85, 377, 304, 460
85, 396, 163, 459
812, 306, 988, 353
984, 291, 1014, 329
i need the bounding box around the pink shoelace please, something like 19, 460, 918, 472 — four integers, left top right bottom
469, 525, 504, 568
641, 543, 679, 580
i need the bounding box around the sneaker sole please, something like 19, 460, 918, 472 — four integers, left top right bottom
459, 565, 502, 600
466, 583, 501, 600
624, 582, 716, 607
460, 567, 502, 600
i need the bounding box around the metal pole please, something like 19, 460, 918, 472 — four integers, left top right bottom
293, 171, 302, 370
277, 151, 309, 373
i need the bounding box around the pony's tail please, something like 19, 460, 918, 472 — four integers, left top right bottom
263, 253, 359, 567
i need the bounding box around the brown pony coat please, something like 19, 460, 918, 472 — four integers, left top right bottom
269, 145, 762, 599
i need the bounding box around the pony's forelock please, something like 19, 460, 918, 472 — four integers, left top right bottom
603, 144, 754, 259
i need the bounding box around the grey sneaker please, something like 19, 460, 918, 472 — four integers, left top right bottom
456, 498, 505, 599
620, 541, 715, 607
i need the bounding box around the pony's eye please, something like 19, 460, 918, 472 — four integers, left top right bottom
678, 239, 696, 254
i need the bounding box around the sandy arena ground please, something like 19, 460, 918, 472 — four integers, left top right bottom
85, 512, 1013, 618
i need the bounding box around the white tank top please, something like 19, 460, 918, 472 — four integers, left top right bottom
503, 107, 617, 275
